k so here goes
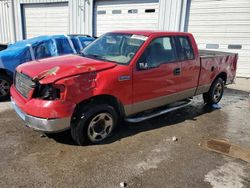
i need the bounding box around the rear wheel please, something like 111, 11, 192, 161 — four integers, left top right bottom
71, 103, 118, 145
203, 77, 224, 105
0, 75, 11, 101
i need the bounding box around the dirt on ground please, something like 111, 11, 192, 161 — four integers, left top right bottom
0, 88, 250, 188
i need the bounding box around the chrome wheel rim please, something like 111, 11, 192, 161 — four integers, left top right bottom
0, 79, 10, 97
213, 83, 223, 102
87, 113, 114, 142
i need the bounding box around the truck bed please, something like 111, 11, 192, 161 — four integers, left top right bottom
198, 50, 238, 86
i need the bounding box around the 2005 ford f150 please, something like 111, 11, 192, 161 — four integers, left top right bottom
11, 31, 238, 145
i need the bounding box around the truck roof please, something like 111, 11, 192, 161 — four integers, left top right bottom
110, 30, 191, 37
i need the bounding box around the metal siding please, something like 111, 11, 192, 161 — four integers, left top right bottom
158, 0, 187, 31
0, 1, 13, 43
69, 0, 93, 35
20, 0, 68, 3
0, 0, 93, 42
69, 0, 80, 34
187, 0, 250, 77
94, 0, 159, 36
86, 0, 93, 36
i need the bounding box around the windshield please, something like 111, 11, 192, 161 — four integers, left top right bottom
82, 33, 147, 64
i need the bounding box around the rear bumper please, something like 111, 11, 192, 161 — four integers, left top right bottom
11, 97, 70, 133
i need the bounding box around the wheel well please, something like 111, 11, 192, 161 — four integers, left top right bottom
216, 72, 227, 83
0, 68, 12, 79
74, 95, 125, 118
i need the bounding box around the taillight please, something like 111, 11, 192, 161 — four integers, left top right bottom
232, 54, 238, 71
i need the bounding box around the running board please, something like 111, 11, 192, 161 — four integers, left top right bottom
125, 99, 192, 123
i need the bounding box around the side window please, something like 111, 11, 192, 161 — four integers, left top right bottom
21, 48, 32, 63
81, 40, 93, 48
176, 37, 194, 60
112, 10, 122, 14
70, 38, 81, 53
138, 37, 177, 69
128, 9, 138, 14
33, 41, 52, 59
55, 38, 74, 55
97, 10, 106, 15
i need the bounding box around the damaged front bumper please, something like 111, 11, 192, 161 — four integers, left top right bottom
11, 97, 71, 133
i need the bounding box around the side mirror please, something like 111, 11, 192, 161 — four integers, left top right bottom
138, 62, 148, 70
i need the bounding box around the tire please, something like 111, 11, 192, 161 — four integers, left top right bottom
203, 77, 224, 105
0, 74, 11, 101
71, 103, 118, 145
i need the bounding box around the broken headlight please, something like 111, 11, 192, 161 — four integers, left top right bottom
33, 84, 64, 100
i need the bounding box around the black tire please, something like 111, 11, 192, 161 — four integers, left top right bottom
0, 74, 11, 101
71, 103, 118, 145
203, 77, 224, 105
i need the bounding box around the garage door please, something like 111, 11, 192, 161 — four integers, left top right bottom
22, 3, 69, 39
94, 0, 159, 37
186, 0, 250, 77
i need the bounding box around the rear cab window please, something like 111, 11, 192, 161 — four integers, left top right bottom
175, 36, 194, 60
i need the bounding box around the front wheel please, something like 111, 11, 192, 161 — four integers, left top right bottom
71, 104, 118, 145
203, 77, 224, 105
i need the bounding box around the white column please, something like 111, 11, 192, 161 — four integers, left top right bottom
158, 0, 188, 31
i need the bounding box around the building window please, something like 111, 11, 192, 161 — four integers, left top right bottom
228, 44, 242, 49
97, 10, 106, 15
112, 10, 122, 14
128, 9, 138, 14
145, 9, 155, 13
206, 44, 219, 49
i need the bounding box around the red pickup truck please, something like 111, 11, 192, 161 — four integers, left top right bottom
11, 31, 238, 145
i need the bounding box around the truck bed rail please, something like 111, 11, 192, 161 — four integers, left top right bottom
199, 50, 237, 59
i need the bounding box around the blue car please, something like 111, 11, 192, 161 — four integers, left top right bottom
0, 34, 94, 100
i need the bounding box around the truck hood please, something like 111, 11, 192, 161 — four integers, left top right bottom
17, 55, 117, 84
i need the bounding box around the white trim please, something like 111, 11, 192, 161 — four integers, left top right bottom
26, 44, 35, 60
77, 37, 84, 51
64, 34, 77, 54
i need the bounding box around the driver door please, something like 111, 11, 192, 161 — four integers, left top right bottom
131, 36, 183, 115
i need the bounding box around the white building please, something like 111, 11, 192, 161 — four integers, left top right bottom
0, 0, 249, 77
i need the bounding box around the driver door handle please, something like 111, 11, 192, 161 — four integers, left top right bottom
173, 68, 181, 75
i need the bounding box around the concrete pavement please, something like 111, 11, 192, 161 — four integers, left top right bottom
0, 87, 249, 187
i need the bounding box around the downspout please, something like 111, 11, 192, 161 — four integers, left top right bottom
179, 0, 188, 32
10, 0, 16, 42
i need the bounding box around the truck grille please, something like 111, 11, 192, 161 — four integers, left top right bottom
14, 72, 36, 98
